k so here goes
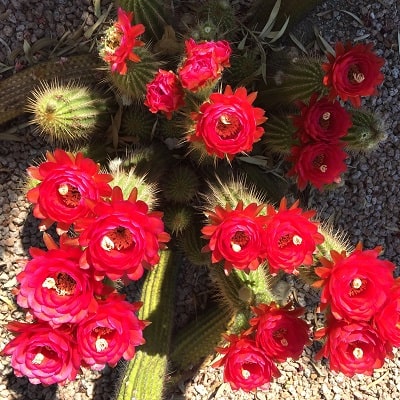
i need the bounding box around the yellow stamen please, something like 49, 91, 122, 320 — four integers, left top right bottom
101, 236, 115, 251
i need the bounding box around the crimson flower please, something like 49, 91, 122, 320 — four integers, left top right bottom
263, 198, 324, 274
101, 7, 145, 75
293, 93, 352, 143
189, 86, 267, 160
76, 294, 147, 370
249, 303, 310, 362
144, 69, 185, 119
178, 38, 231, 91
26, 149, 113, 232
1, 321, 81, 385
314, 244, 395, 322
374, 278, 400, 347
78, 186, 170, 281
322, 41, 385, 107
213, 334, 280, 392
287, 141, 348, 190
16, 233, 99, 326
315, 318, 387, 377
201, 201, 269, 274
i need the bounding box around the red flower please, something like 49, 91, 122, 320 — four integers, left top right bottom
287, 141, 348, 190
76, 294, 147, 370
144, 69, 185, 119
315, 318, 387, 377
374, 278, 400, 347
78, 186, 170, 281
26, 149, 113, 232
322, 42, 385, 107
249, 303, 310, 362
178, 38, 231, 91
201, 201, 269, 274
263, 198, 324, 275
101, 7, 145, 75
213, 334, 280, 392
16, 233, 99, 326
189, 86, 267, 160
314, 244, 395, 322
293, 93, 352, 143
1, 321, 81, 385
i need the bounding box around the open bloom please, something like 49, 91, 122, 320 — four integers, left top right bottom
314, 244, 395, 322
101, 7, 145, 75
78, 186, 170, 281
263, 198, 324, 274
322, 42, 385, 107
144, 69, 185, 119
249, 303, 310, 362
287, 141, 348, 190
293, 93, 352, 143
315, 318, 387, 377
26, 149, 113, 232
17, 234, 98, 326
76, 294, 146, 370
178, 38, 231, 91
1, 321, 80, 385
190, 86, 267, 160
201, 201, 268, 274
213, 334, 280, 392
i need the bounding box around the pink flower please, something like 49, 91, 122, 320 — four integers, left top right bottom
144, 69, 185, 119
1, 321, 81, 385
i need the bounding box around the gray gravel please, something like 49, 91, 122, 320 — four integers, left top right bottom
0, 0, 400, 399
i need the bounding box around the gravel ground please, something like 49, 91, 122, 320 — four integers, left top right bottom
0, 0, 399, 399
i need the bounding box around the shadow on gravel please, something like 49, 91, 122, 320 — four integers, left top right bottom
5, 372, 57, 400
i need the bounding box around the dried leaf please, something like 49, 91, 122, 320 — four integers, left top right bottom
258, 0, 281, 39
313, 26, 335, 56
339, 9, 364, 26
289, 32, 308, 54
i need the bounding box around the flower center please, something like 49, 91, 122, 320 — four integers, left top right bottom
349, 277, 367, 296
101, 226, 134, 251
241, 366, 251, 379
42, 273, 76, 296
352, 346, 364, 359
103, 25, 123, 54
278, 233, 302, 248
319, 111, 331, 130
230, 230, 249, 252
32, 352, 45, 365
216, 113, 241, 139
348, 65, 365, 84
93, 326, 114, 352
273, 328, 289, 346
57, 183, 81, 208
312, 154, 328, 173
32, 345, 56, 365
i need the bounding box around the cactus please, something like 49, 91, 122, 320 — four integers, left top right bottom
263, 113, 298, 155
26, 81, 110, 144
163, 205, 194, 235
179, 223, 212, 267
115, 250, 179, 400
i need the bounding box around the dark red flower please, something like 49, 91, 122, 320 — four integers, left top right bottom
189, 85, 267, 160
374, 278, 400, 347
16, 233, 99, 326
315, 318, 387, 377
263, 198, 324, 274
322, 42, 385, 107
78, 186, 170, 281
26, 149, 113, 232
76, 294, 147, 370
144, 69, 185, 119
101, 7, 145, 75
287, 141, 348, 190
201, 201, 269, 274
0, 321, 81, 385
293, 93, 352, 143
249, 303, 310, 362
314, 244, 395, 322
213, 334, 280, 392
178, 39, 231, 92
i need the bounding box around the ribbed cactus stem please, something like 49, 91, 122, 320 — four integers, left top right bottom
264, 114, 298, 155
115, 250, 178, 400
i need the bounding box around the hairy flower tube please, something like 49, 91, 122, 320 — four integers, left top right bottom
189, 86, 267, 160
78, 186, 170, 281
0, 321, 81, 385
322, 41, 385, 107
100, 7, 145, 75
201, 201, 269, 274
263, 198, 324, 275
314, 244, 395, 322
26, 149, 113, 232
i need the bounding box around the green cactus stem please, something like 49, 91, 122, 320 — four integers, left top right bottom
115, 249, 179, 400
263, 113, 298, 155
